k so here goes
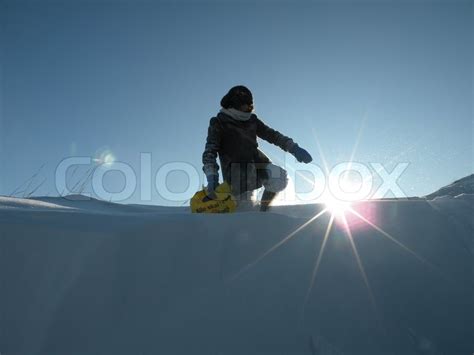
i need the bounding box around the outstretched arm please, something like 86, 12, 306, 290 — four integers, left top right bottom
256, 117, 313, 163
256, 118, 297, 152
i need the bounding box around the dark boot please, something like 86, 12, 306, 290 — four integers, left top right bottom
260, 189, 277, 212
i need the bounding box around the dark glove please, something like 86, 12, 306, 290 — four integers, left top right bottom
290, 145, 313, 163
204, 174, 219, 200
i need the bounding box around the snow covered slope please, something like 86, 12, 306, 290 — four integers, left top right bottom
0, 179, 472, 355
425, 174, 474, 199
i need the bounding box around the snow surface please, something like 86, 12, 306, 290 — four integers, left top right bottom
0, 180, 473, 354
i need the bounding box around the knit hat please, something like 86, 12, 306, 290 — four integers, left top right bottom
220, 85, 253, 109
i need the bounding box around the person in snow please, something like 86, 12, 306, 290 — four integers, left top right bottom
202, 85, 313, 211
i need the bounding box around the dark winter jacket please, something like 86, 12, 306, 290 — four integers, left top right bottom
202, 112, 296, 193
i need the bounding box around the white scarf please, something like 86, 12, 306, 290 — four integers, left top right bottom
220, 108, 253, 121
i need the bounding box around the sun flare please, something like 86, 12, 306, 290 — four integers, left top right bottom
93, 148, 116, 166
323, 197, 351, 218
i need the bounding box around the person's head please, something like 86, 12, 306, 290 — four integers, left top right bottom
220, 85, 254, 112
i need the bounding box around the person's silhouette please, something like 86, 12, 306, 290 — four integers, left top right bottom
202, 85, 313, 211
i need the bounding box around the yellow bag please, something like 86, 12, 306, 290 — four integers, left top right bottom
190, 182, 237, 213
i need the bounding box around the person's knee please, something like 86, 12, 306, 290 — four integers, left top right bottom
263, 166, 288, 193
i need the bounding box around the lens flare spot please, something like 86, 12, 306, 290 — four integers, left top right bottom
102, 153, 115, 165
93, 148, 116, 166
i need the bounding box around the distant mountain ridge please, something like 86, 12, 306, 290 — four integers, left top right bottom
425, 174, 474, 199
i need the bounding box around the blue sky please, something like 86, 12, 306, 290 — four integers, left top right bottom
1, 0, 472, 205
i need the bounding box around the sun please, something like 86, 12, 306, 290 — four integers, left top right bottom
320, 173, 367, 218
319, 182, 359, 219
323, 196, 351, 218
